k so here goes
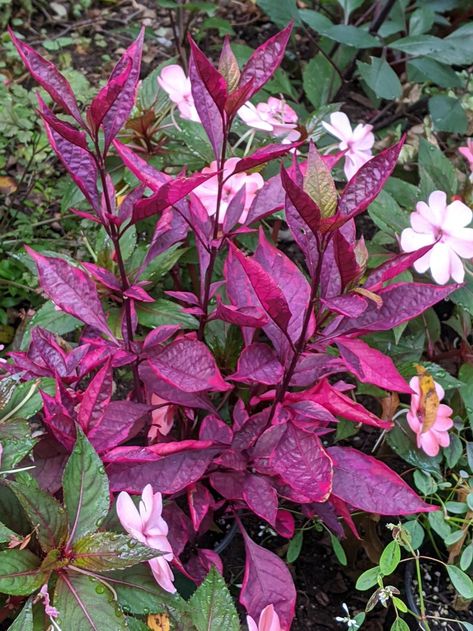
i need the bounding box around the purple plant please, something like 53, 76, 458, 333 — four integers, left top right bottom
7, 25, 459, 628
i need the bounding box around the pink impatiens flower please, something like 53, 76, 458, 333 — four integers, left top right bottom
407, 376, 454, 457
459, 139, 473, 172
194, 157, 264, 223
149, 394, 176, 441
38, 584, 59, 619
400, 190, 473, 284
157, 64, 200, 122
247, 604, 282, 631
322, 111, 374, 180
238, 97, 300, 143
116, 484, 176, 593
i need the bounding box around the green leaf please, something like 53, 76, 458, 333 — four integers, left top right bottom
323, 25, 380, 48
299, 9, 333, 33
20, 300, 81, 349
459, 364, 473, 428
7, 598, 33, 630
355, 566, 381, 590
126, 618, 150, 631
54, 572, 128, 630
357, 57, 402, 99
429, 96, 467, 133
413, 470, 437, 496
8, 475, 67, 553
302, 54, 341, 109
428, 511, 451, 539
445, 23, 473, 65
386, 420, 441, 474
379, 541, 401, 576
188, 566, 240, 631
304, 145, 337, 217
105, 564, 183, 615
330, 534, 347, 566
62, 428, 110, 543
136, 299, 198, 330
444, 530, 465, 546
402, 521, 424, 550
388, 35, 466, 65
407, 58, 461, 88
444, 434, 463, 469
73, 532, 157, 572
0, 379, 44, 422
368, 190, 409, 236
392, 596, 408, 613
409, 7, 435, 36
287, 531, 303, 563
0, 418, 36, 471
446, 565, 473, 599
0, 549, 45, 595
0, 520, 16, 544
418, 138, 457, 198
460, 544, 473, 572
256, 0, 302, 27
391, 619, 410, 631
336, 0, 365, 20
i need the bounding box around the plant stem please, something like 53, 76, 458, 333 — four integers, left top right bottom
268, 235, 327, 422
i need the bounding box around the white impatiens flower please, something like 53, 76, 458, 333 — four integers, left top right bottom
400, 190, 473, 285
322, 112, 374, 180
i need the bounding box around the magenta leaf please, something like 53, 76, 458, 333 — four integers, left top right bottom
188, 46, 224, 157
41, 389, 75, 451
222, 184, 247, 233
322, 294, 367, 318
270, 424, 333, 502
285, 193, 319, 276
36, 95, 88, 149
243, 474, 278, 526
26, 248, 113, 337
338, 136, 405, 218
333, 231, 361, 289
230, 343, 283, 385
290, 353, 346, 387
237, 23, 293, 103
149, 337, 231, 392
232, 143, 300, 175
364, 244, 433, 291
188, 37, 227, 113
214, 299, 269, 328
106, 445, 217, 494
87, 57, 132, 135
98, 29, 144, 150
228, 243, 292, 335
332, 282, 460, 335
77, 361, 113, 432
335, 336, 411, 393
87, 401, 150, 454
113, 140, 168, 191
199, 415, 233, 445
281, 165, 321, 237
9, 28, 83, 126
188, 483, 213, 532
240, 523, 296, 630
255, 228, 314, 352
141, 208, 188, 272
245, 174, 285, 225
274, 510, 295, 539
289, 379, 392, 429
82, 262, 121, 291
132, 172, 214, 223
38, 101, 100, 213
328, 446, 437, 515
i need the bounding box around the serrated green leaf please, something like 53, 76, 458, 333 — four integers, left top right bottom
357, 57, 402, 100
188, 566, 239, 631
62, 428, 109, 543
287, 530, 303, 563
7, 598, 33, 630
105, 564, 184, 615
407, 58, 461, 89
446, 564, 473, 599
379, 541, 401, 576
8, 475, 67, 553
0, 549, 45, 595
73, 532, 157, 572
302, 54, 341, 110
54, 572, 127, 630
418, 138, 457, 198
429, 95, 467, 133
355, 566, 381, 590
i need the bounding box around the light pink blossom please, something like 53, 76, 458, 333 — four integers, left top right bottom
116, 484, 176, 593
459, 139, 473, 172
407, 376, 454, 457
400, 190, 473, 284
247, 604, 282, 631
238, 97, 300, 144
194, 157, 264, 223
322, 112, 374, 180
157, 65, 200, 122
149, 394, 175, 441
38, 584, 59, 619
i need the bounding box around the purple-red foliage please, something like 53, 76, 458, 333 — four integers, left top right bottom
8, 26, 458, 629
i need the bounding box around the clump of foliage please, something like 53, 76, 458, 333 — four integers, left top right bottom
0, 21, 469, 630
